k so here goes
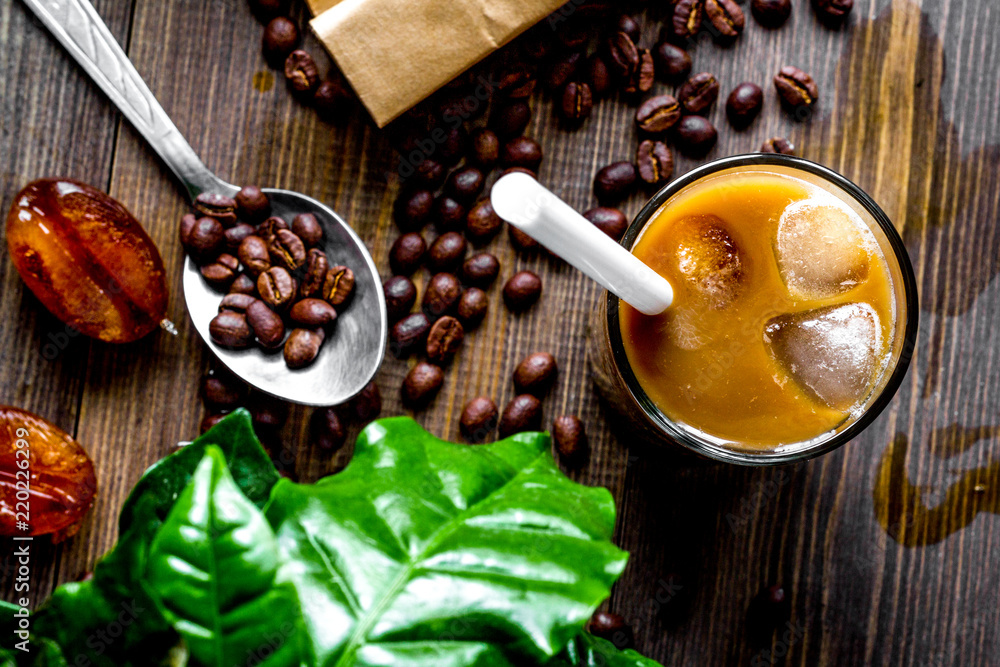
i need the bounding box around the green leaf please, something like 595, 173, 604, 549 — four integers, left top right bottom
266, 417, 629, 666
551, 633, 665, 667
145, 446, 304, 667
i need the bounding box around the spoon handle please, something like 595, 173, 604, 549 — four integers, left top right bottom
491, 172, 674, 316
22, 0, 236, 201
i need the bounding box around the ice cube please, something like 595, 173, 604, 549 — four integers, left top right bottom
673, 215, 743, 308
763, 302, 882, 410
775, 200, 871, 300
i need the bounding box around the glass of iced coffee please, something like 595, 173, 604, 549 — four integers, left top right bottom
590, 154, 918, 465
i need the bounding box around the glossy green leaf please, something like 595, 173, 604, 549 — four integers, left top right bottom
551, 633, 664, 667
266, 417, 629, 667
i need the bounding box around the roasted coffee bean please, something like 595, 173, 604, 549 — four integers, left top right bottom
289, 298, 338, 328
310, 407, 346, 451
257, 266, 296, 309
460, 397, 499, 442
219, 293, 258, 314
623, 49, 655, 96
209, 311, 254, 348
546, 52, 582, 92
394, 189, 434, 230
426, 316, 464, 365
584, 207, 628, 241
433, 196, 467, 231
774, 66, 818, 113
470, 130, 500, 170
423, 272, 462, 316
238, 235, 271, 276
726, 82, 764, 127
247, 299, 286, 349
636, 94, 682, 134
445, 167, 485, 203
413, 160, 446, 189
594, 162, 638, 203
235, 186, 271, 224
179, 212, 197, 245
194, 193, 237, 226
509, 225, 540, 252
751, 0, 792, 26
498, 394, 543, 438
678, 72, 720, 115
513, 352, 558, 396
262, 17, 299, 66
585, 55, 612, 98
588, 612, 632, 647
490, 101, 532, 139
313, 77, 354, 122
813, 0, 852, 23
248, 0, 290, 20
201, 413, 227, 434
390, 312, 432, 357
497, 66, 536, 99
617, 14, 641, 42
402, 362, 444, 407
761, 137, 795, 154
200, 253, 240, 290
504, 166, 537, 179
389, 233, 426, 275
351, 381, 382, 423
291, 213, 323, 247
323, 265, 355, 308
248, 394, 289, 428
705, 0, 745, 39
560, 82, 593, 123
653, 42, 691, 82
674, 115, 718, 156
427, 232, 467, 273
461, 253, 500, 288
673, 0, 705, 40
384, 275, 417, 321
457, 288, 488, 328
284, 50, 319, 95
228, 273, 257, 296
503, 271, 542, 312
284, 328, 325, 369
465, 200, 503, 243
201, 372, 246, 409
268, 229, 306, 271
637, 140, 674, 187
225, 222, 255, 251
299, 248, 329, 298
439, 126, 468, 166
502, 137, 543, 171
606, 31, 639, 80
182, 216, 224, 261
747, 585, 791, 642
553, 415, 587, 461
256, 215, 289, 242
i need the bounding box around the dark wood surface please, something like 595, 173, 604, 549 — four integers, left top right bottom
2, 0, 999, 664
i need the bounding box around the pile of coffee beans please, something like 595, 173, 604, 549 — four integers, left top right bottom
178, 187, 357, 369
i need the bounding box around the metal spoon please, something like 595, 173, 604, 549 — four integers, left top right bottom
23, 0, 387, 406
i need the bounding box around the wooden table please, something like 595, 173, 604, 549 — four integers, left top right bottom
2, 0, 998, 664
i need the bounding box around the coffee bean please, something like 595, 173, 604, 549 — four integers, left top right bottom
585, 56, 612, 98
546, 52, 582, 92
313, 77, 353, 122
200, 253, 240, 290
813, 0, 852, 23
673, 0, 705, 40
248, 394, 289, 428
390, 312, 432, 357
636, 94, 682, 134
291, 213, 323, 247
751, 0, 792, 26
248, 0, 290, 20
774, 66, 818, 113
439, 126, 468, 166
219, 292, 258, 314
426, 316, 464, 366
423, 272, 462, 317
726, 82, 764, 127
588, 612, 631, 646
182, 216, 224, 261
201, 413, 227, 434
445, 167, 485, 203
457, 288, 488, 328
310, 407, 346, 451
262, 17, 299, 66
497, 66, 536, 99
678, 72, 720, 115
384, 275, 417, 321
606, 31, 639, 80
470, 130, 500, 170
427, 232, 467, 273
268, 228, 307, 271
637, 140, 674, 187
284, 328, 325, 369
299, 248, 329, 299
256, 216, 289, 242
509, 224, 541, 252
553, 415, 587, 461
238, 235, 271, 276
461, 253, 500, 288
209, 311, 254, 348
258, 266, 296, 309
584, 207, 628, 241
194, 193, 238, 226
513, 352, 558, 396
413, 160, 446, 189
653, 42, 691, 82
617, 14, 641, 42
323, 265, 355, 308
460, 397, 499, 442
498, 394, 543, 438
247, 299, 286, 349
705, 0, 745, 40
235, 186, 271, 224
289, 298, 338, 328
394, 189, 434, 230
503, 271, 542, 312
201, 371, 247, 408
433, 196, 467, 231
674, 115, 718, 156
402, 362, 445, 407
747, 585, 792, 642
560, 82, 593, 124
624, 49, 655, 96
760, 137, 795, 154
389, 232, 427, 275
502, 137, 543, 171
594, 162, 638, 203
228, 273, 257, 296
466, 200, 503, 243
284, 50, 319, 95
225, 222, 255, 251
490, 101, 532, 139
350, 381, 382, 423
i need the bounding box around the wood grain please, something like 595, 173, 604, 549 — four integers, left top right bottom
2, 0, 999, 665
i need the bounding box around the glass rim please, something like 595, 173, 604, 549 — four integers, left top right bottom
606, 153, 920, 466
